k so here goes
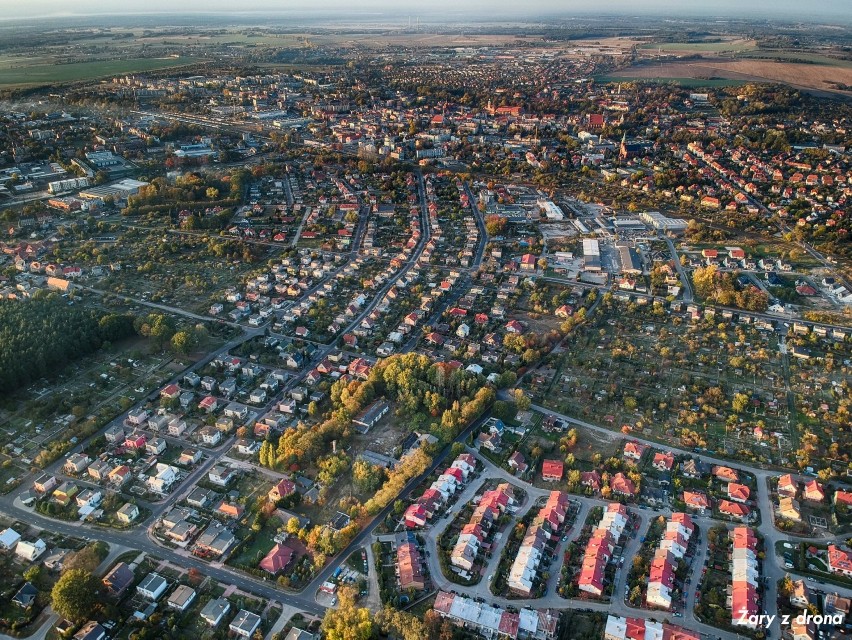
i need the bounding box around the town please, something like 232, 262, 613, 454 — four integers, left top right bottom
0, 8, 850, 640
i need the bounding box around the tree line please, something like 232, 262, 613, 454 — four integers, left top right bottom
0, 294, 136, 394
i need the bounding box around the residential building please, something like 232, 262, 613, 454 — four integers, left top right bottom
200, 597, 231, 627
230, 610, 262, 638
260, 543, 295, 575
730, 527, 759, 628
828, 545, 852, 578
117, 502, 140, 523
16, 539, 46, 562
167, 585, 196, 612
137, 572, 168, 600
103, 562, 135, 597
397, 532, 426, 591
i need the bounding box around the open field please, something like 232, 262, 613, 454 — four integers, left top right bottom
596, 75, 747, 88
639, 39, 757, 53
0, 56, 203, 87
736, 50, 852, 68
607, 58, 852, 95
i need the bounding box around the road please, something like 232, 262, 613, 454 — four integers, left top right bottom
76, 283, 254, 332
409, 447, 755, 640
7, 138, 849, 640
463, 182, 488, 270
665, 235, 694, 302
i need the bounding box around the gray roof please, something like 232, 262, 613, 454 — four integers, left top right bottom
200, 597, 230, 625
137, 572, 167, 597
230, 609, 262, 634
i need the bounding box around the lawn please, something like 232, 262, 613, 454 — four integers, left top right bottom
0, 57, 203, 87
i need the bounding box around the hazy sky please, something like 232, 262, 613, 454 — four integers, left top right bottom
7, 0, 852, 22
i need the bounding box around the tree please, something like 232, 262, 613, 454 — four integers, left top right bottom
492, 400, 511, 420
484, 215, 507, 236
376, 607, 427, 640
63, 543, 107, 574
286, 517, 301, 536
170, 330, 194, 354
51, 569, 102, 622
320, 586, 374, 640
23, 565, 41, 583
513, 388, 531, 411
732, 393, 749, 414
352, 459, 384, 493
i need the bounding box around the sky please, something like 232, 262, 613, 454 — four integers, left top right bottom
6, 0, 852, 23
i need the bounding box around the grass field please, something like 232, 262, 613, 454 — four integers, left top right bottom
640, 40, 756, 53
0, 56, 203, 87
736, 50, 852, 69
596, 75, 747, 88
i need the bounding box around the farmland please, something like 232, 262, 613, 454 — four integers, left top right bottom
638, 39, 757, 53
607, 58, 852, 96
0, 56, 203, 88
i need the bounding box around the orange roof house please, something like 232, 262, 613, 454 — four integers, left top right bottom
683, 491, 709, 512
803, 479, 825, 503
719, 500, 750, 520
541, 460, 564, 482
611, 473, 637, 497
713, 465, 739, 482
259, 543, 294, 574
727, 483, 750, 503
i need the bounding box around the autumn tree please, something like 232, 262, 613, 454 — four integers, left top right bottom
352, 459, 385, 493
320, 586, 374, 640
376, 607, 427, 640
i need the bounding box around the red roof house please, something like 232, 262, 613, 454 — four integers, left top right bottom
541, 460, 564, 482
259, 543, 294, 574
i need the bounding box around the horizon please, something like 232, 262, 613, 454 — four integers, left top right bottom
7, 0, 852, 25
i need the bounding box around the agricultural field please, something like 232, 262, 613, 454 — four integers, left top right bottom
638, 39, 757, 53
606, 59, 852, 96
595, 75, 747, 88
527, 297, 795, 466
0, 56, 202, 88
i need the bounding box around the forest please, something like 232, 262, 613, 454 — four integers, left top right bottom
0, 295, 135, 394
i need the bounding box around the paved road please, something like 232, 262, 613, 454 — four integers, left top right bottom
664, 235, 694, 303
0, 498, 327, 617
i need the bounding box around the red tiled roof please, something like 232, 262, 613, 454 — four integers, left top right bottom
541, 459, 564, 480
259, 543, 294, 574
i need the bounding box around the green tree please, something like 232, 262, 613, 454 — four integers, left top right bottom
170, 330, 194, 354
51, 569, 102, 622
23, 565, 41, 583
352, 459, 384, 493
